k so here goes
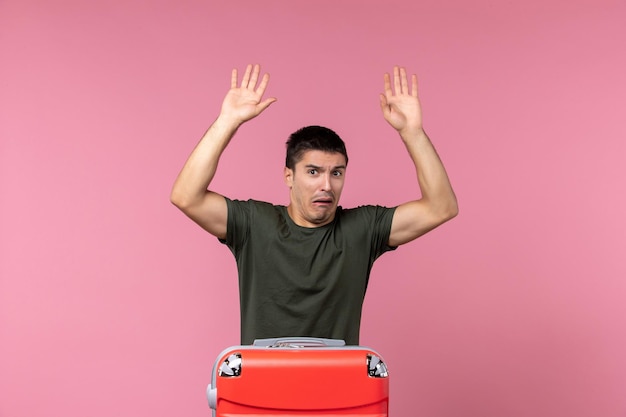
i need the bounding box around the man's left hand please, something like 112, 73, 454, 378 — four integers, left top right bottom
380, 66, 424, 137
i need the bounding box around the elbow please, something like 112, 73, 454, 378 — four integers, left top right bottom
170, 187, 212, 218
447, 198, 459, 220
437, 197, 459, 224
169, 188, 181, 207
170, 188, 191, 211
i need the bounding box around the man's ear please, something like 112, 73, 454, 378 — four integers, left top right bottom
284, 167, 293, 187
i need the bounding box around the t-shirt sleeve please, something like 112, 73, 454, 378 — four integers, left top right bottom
344, 205, 398, 263
370, 205, 398, 258
218, 197, 251, 253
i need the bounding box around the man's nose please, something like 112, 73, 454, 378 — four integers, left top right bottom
320, 173, 332, 191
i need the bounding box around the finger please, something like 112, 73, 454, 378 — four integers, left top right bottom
231, 68, 238, 89
393, 66, 401, 95
400, 67, 408, 95
248, 64, 260, 89
241, 64, 252, 88
383, 73, 392, 96
256, 72, 271, 96
411, 74, 418, 97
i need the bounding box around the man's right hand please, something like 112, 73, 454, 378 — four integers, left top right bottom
219, 64, 277, 126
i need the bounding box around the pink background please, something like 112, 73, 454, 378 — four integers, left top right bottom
1, 0, 625, 416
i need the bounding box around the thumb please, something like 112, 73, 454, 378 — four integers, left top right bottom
379, 94, 390, 116
257, 97, 277, 113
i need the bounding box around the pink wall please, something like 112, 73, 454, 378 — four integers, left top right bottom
1, 0, 625, 416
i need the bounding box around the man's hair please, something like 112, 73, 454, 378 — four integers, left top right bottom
285, 126, 349, 169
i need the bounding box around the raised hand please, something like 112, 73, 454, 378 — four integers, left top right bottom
379, 66, 423, 135
220, 64, 277, 125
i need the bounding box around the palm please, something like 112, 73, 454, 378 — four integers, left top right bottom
222, 88, 266, 122
383, 95, 422, 131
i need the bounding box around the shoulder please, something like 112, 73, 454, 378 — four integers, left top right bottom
339, 205, 397, 222
336, 205, 399, 253
226, 198, 282, 212
226, 198, 287, 224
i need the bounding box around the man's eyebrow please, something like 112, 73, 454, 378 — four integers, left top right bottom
304, 164, 346, 170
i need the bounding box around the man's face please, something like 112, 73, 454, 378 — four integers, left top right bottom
284, 150, 347, 227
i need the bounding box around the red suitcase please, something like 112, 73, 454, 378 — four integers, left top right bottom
206, 337, 389, 416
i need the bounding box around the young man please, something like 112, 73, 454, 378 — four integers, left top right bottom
171, 64, 458, 344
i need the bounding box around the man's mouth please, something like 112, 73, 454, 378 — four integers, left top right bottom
312, 196, 333, 205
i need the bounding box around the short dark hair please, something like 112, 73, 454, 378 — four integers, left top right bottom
285, 126, 348, 169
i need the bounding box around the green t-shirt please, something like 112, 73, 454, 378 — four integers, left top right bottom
222, 198, 397, 345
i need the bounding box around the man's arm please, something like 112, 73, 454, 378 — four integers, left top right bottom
170, 64, 276, 239
379, 66, 458, 247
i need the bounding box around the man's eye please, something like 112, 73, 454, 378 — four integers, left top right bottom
333, 171, 343, 177
308, 169, 318, 175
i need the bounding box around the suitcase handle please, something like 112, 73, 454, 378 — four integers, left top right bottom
252, 337, 346, 348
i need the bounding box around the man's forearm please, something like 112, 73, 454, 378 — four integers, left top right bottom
401, 128, 458, 219
170, 116, 241, 209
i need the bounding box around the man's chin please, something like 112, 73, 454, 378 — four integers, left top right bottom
309, 211, 335, 225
